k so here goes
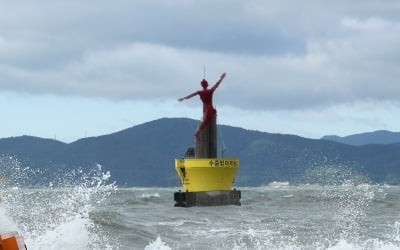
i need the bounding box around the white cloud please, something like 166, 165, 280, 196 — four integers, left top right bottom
341, 17, 392, 31
1, 1, 400, 112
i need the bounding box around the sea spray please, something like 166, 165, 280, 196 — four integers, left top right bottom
144, 237, 172, 250
0, 205, 19, 232
320, 183, 374, 248
0, 156, 116, 250
302, 164, 368, 186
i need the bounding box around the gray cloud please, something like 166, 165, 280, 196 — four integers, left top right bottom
1, 1, 400, 110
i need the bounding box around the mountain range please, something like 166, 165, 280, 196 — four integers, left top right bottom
1, 118, 400, 187
322, 130, 400, 146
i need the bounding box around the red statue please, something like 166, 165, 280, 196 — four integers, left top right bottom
178, 72, 226, 137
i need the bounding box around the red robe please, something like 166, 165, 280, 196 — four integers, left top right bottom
196, 88, 216, 135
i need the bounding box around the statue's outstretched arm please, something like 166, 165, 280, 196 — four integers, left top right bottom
211, 72, 226, 91
178, 91, 198, 102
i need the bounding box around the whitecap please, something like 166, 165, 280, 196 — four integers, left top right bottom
141, 193, 161, 198
144, 236, 171, 250
268, 181, 290, 188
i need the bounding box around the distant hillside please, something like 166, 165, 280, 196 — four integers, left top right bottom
1, 118, 400, 186
322, 130, 400, 146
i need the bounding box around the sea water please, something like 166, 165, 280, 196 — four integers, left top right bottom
1, 158, 400, 249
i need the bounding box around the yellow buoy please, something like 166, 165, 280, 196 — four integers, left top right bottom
175, 72, 241, 207
175, 158, 239, 192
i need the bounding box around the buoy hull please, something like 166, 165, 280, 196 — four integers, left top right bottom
175, 158, 239, 192
174, 158, 241, 206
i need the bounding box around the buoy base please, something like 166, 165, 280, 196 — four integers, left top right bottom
174, 189, 241, 207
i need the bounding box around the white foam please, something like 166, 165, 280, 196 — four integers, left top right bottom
27, 216, 90, 250
141, 192, 161, 198
327, 239, 400, 250
144, 237, 172, 250
282, 194, 294, 198
268, 181, 290, 189
0, 205, 18, 232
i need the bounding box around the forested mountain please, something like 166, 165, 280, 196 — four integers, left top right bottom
322, 130, 400, 146
1, 118, 400, 186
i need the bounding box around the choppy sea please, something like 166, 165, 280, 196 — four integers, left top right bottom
1, 158, 400, 249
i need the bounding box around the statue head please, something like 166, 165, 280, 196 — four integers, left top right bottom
201, 79, 208, 89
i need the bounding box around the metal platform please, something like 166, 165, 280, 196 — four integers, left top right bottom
174, 189, 241, 207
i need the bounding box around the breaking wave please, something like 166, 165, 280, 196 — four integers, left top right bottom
0, 156, 116, 250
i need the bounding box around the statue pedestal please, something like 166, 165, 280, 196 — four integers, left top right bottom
195, 115, 217, 158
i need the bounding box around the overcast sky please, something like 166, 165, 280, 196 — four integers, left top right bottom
1, 1, 400, 142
